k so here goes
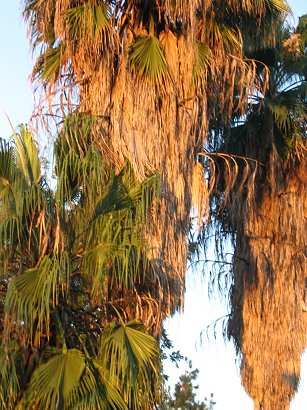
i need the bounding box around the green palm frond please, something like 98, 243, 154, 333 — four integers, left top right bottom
56, 149, 83, 205
0, 138, 14, 192
0, 186, 49, 266
99, 320, 161, 408
23, 347, 125, 409
0, 344, 20, 408
264, 79, 306, 156
0, 139, 15, 222
5, 256, 60, 345
203, 20, 241, 53
192, 41, 211, 85
95, 173, 134, 216
33, 43, 66, 84
0, 216, 21, 257
84, 165, 159, 294
218, 22, 242, 52
265, 100, 289, 129
119, 165, 160, 216
56, 146, 104, 210
70, 359, 126, 410
0, 127, 47, 230
13, 125, 41, 186
55, 113, 96, 160
128, 35, 172, 85
65, 1, 111, 41
83, 212, 146, 295
95, 163, 160, 218
267, 0, 291, 14
55, 114, 105, 208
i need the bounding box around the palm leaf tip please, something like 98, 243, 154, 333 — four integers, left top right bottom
267, 0, 291, 14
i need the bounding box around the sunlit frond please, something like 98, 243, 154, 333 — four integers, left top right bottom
14, 125, 41, 185
24, 347, 126, 409
267, 0, 291, 14
65, 1, 111, 41
100, 320, 161, 408
33, 43, 67, 85
128, 35, 172, 86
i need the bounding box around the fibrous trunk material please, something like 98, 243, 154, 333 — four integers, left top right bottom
229, 152, 307, 409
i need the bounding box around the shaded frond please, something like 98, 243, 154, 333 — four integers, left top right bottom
0, 344, 20, 408
5, 256, 60, 346
96, 163, 160, 220
192, 41, 211, 85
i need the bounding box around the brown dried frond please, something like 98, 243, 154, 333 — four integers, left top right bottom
283, 33, 302, 60
201, 152, 260, 213
191, 162, 209, 228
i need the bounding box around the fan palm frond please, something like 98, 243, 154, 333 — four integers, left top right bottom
192, 41, 211, 85
96, 163, 160, 219
99, 320, 161, 408
5, 256, 59, 345
0, 139, 14, 191
128, 35, 172, 86
24, 346, 126, 410
13, 125, 41, 186
0, 139, 15, 221
33, 43, 67, 85
65, 1, 111, 41
83, 211, 146, 295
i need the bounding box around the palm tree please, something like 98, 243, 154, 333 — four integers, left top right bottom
0, 123, 162, 409
21, 1, 307, 408
210, 17, 306, 409
22, 0, 291, 337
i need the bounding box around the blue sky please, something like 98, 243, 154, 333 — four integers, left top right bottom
0, 1, 306, 409
0, 3, 34, 136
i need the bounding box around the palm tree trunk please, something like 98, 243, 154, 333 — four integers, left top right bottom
77, 30, 206, 335
228, 149, 307, 408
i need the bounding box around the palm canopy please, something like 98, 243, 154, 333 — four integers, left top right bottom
0, 121, 163, 409
25, 0, 290, 117
222, 19, 306, 160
